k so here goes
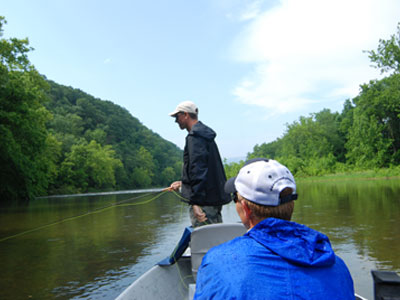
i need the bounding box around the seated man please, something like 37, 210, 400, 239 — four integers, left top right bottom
194, 158, 355, 300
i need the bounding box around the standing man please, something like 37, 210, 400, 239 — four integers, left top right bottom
194, 158, 355, 299
166, 101, 231, 227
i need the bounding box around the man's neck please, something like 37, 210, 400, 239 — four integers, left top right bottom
248, 216, 263, 229
186, 119, 198, 132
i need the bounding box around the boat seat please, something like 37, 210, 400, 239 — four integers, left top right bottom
190, 223, 247, 281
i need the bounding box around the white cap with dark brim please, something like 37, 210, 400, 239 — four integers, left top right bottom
224, 158, 297, 206
169, 101, 198, 117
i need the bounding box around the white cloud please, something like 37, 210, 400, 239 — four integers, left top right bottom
231, 0, 400, 115
221, 0, 274, 21
238, 0, 265, 21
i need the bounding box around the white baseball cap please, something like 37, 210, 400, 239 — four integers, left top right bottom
224, 158, 297, 206
169, 101, 198, 117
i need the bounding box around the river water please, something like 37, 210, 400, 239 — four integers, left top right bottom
1, 178, 399, 300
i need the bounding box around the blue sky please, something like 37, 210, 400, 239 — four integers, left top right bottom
2, 0, 400, 159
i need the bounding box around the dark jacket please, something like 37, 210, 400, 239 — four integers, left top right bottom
181, 121, 231, 206
194, 218, 355, 300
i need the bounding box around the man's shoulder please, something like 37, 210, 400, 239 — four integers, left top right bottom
190, 121, 216, 141
204, 235, 251, 259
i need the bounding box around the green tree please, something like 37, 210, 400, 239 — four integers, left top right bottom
223, 159, 244, 179
247, 109, 345, 176
346, 113, 392, 168
49, 113, 84, 136
248, 139, 283, 160
313, 109, 346, 162
0, 17, 57, 201
345, 75, 400, 167
245, 23, 400, 175
60, 140, 122, 192
160, 166, 177, 186
339, 99, 355, 138
278, 111, 341, 175
366, 22, 400, 74
84, 127, 107, 145
45, 79, 183, 191
131, 146, 156, 188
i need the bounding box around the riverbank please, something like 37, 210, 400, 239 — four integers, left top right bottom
297, 166, 400, 182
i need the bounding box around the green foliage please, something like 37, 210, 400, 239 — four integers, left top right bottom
366, 22, 400, 74
245, 22, 400, 177
246, 109, 346, 177
248, 139, 282, 160
43, 80, 183, 193
84, 127, 107, 145
346, 113, 390, 168
161, 166, 177, 185
280, 113, 335, 160
276, 155, 306, 176
130, 146, 155, 188
345, 75, 400, 167
60, 140, 122, 192
0, 16, 182, 200
44, 80, 183, 193
0, 17, 57, 201
0, 17, 32, 71
223, 159, 244, 179
3, 15, 399, 199
247, 83, 400, 176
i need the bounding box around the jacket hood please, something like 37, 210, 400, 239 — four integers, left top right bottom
248, 218, 336, 267
190, 121, 216, 141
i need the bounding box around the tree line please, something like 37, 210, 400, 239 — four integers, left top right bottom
1, 16, 399, 201
45, 81, 182, 194
226, 23, 400, 178
0, 17, 182, 202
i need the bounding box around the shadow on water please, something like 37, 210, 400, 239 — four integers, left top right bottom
0, 179, 399, 300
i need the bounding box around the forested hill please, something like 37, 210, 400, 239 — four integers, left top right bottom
44, 80, 183, 194
0, 16, 182, 201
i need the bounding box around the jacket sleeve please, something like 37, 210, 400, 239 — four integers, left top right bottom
186, 135, 209, 203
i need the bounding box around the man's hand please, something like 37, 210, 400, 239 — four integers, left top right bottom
163, 181, 182, 192
192, 205, 207, 223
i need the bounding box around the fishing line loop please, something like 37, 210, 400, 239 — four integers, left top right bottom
0, 190, 168, 243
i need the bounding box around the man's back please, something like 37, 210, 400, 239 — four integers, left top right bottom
194, 218, 354, 300
181, 121, 230, 206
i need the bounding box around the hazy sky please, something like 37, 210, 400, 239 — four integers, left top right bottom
3, 0, 400, 159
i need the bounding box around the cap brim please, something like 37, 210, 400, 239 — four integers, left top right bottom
224, 177, 237, 194
169, 110, 179, 117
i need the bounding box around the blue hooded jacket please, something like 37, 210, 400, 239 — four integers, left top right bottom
194, 218, 354, 300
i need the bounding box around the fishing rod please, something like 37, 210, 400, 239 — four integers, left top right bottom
36, 187, 167, 199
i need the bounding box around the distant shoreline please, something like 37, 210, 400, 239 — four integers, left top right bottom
224, 156, 246, 164
297, 170, 400, 182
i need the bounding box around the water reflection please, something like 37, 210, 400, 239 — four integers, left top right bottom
293, 178, 400, 299
0, 179, 399, 300
1, 192, 188, 299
